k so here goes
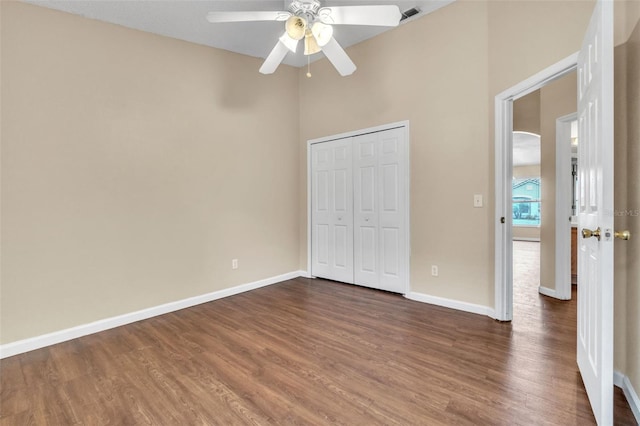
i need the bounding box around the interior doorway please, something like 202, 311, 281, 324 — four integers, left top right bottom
494, 53, 578, 321
495, 60, 578, 321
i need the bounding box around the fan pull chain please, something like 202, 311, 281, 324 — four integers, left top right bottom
306, 55, 312, 78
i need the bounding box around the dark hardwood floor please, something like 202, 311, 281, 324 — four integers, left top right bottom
1, 245, 636, 424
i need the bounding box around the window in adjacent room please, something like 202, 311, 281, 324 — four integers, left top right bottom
512, 178, 541, 226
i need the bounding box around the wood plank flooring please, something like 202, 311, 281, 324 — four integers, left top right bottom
1, 244, 636, 424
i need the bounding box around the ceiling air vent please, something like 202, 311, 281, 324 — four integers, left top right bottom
400, 7, 421, 22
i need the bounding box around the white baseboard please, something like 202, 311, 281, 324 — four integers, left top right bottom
404, 291, 494, 317
0, 270, 306, 359
538, 286, 557, 298
537, 286, 571, 301
615, 370, 640, 423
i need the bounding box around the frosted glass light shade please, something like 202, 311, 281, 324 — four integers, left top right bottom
311, 22, 333, 46
285, 16, 307, 40
304, 30, 320, 55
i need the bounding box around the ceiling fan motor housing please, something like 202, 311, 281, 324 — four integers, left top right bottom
288, 0, 321, 21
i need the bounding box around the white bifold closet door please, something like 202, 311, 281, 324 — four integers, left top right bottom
353, 128, 406, 293
310, 139, 354, 284
311, 126, 407, 294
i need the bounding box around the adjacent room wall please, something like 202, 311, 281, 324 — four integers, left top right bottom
613, 34, 629, 380
539, 73, 577, 291
513, 91, 541, 241
513, 90, 541, 135
511, 74, 578, 284
621, 12, 640, 407
0, 2, 301, 344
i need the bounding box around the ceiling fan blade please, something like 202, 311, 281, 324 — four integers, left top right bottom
259, 40, 292, 74
321, 37, 356, 76
318, 5, 401, 27
206, 11, 291, 23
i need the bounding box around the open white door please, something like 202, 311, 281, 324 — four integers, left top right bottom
576, 1, 614, 424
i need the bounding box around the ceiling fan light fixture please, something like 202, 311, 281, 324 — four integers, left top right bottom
279, 33, 299, 53
285, 15, 307, 40
311, 22, 333, 47
304, 29, 321, 55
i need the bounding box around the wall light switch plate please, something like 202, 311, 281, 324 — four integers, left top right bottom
474, 194, 483, 208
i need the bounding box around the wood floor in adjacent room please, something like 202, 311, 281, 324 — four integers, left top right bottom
1, 242, 636, 424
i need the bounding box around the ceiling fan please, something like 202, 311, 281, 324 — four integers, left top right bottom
206, 0, 402, 76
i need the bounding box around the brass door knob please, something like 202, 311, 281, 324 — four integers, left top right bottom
614, 230, 631, 240
582, 227, 601, 241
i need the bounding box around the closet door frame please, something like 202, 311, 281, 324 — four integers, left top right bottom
306, 121, 410, 295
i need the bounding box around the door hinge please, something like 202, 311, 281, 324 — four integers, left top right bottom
500, 217, 505, 224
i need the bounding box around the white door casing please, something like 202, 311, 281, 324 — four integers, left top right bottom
555, 113, 578, 301
576, 0, 614, 423
310, 139, 354, 284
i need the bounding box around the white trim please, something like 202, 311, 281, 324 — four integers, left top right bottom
513, 237, 541, 242
614, 370, 640, 423
306, 120, 411, 295
555, 113, 577, 301
494, 53, 579, 321
494, 94, 514, 321
538, 286, 558, 299
0, 271, 305, 359
307, 120, 410, 145
307, 139, 313, 281
405, 292, 495, 317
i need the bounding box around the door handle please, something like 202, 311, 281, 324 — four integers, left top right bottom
614, 230, 631, 240
582, 227, 601, 241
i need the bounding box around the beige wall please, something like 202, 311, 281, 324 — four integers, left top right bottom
613, 41, 629, 378
3, 0, 639, 401
619, 13, 640, 406
0, 2, 301, 344
299, 1, 595, 307
513, 92, 541, 241
299, 0, 492, 305
513, 91, 541, 135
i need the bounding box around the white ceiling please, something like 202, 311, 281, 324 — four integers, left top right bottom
24, 0, 454, 68
513, 131, 541, 167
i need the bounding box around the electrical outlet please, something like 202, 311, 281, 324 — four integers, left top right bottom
232, 259, 238, 270
474, 194, 483, 208
431, 265, 438, 277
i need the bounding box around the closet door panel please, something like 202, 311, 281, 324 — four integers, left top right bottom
311, 139, 354, 283
381, 227, 400, 277
377, 128, 406, 292
354, 133, 380, 286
